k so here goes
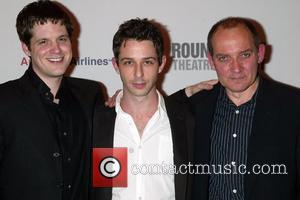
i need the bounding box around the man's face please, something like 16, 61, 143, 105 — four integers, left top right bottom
113, 39, 165, 98
208, 25, 265, 95
22, 21, 72, 81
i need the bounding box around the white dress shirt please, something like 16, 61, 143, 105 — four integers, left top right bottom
112, 90, 175, 200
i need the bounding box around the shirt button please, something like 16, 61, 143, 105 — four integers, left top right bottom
233, 189, 237, 193
56, 182, 63, 188
63, 132, 67, 136
138, 197, 142, 200
53, 152, 60, 157
67, 157, 71, 162
138, 145, 142, 149
129, 148, 134, 153
233, 133, 237, 138
67, 184, 72, 189
235, 110, 240, 114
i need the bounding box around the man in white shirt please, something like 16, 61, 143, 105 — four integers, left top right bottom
92, 18, 195, 200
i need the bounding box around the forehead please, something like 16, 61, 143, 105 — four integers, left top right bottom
31, 21, 68, 38
119, 39, 157, 57
212, 25, 255, 53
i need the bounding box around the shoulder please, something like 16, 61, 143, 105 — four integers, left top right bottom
66, 76, 102, 89
93, 104, 117, 126
0, 78, 23, 102
0, 78, 20, 91
66, 76, 105, 98
188, 83, 220, 106
261, 78, 300, 101
94, 103, 115, 114
164, 95, 194, 119
61, 77, 106, 108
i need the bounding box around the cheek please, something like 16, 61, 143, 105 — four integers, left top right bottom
145, 70, 158, 81
32, 46, 50, 56
119, 68, 133, 80
215, 66, 229, 78
61, 44, 72, 52
243, 61, 258, 74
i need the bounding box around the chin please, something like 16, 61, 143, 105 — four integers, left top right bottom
128, 89, 151, 97
227, 84, 251, 93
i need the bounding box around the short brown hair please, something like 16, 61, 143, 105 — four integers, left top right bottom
16, 0, 73, 47
207, 17, 261, 55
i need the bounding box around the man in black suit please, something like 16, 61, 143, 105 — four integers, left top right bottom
0, 1, 104, 200
175, 17, 300, 200
92, 18, 194, 200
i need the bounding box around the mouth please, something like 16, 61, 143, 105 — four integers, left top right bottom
47, 57, 64, 63
230, 75, 245, 80
132, 82, 146, 89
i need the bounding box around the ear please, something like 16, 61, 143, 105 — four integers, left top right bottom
112, 57, 120, 74
207, 53, 216, 71
158, 55, 166, 73
257, 44, 265, 64
21, 42, 31, 57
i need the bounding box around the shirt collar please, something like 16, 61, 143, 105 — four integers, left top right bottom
219, 79, 260, 108
27, 65, 66, 101
115, 90, 167, 117
28, 65, 51, 96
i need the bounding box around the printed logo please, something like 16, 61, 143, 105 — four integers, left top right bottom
93, 148, 127, 187
171, 42, 212, 71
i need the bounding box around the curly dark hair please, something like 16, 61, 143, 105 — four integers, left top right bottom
113, 18, 164, 65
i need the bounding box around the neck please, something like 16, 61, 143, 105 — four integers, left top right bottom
226, 78, 259, 106
31, 66, 63, 97
120, 89, 159, 118
120, 89, 159, 137
41, 76, 62, 98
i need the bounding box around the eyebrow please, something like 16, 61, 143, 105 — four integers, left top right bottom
119, 57, 157, 61
240, 49, 253, 54
214, 48, 254, 56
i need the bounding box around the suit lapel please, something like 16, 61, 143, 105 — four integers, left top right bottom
165, 97, 187, 200
191, 85, 220, 200
165, 97, 193, 200
92, 105, 116, 200
245, 78, 280, 200
66, 79, 96, 199
93, 105, 116, 147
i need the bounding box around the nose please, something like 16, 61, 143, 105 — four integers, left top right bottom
230, 58, 242, 72
50, 41, 62, 53
134, 63, 144, 78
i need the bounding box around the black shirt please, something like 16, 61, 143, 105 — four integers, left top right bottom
209, 85, 258, 200
28, 66, 86, 200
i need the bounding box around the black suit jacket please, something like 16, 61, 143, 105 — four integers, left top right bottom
174, 77, 300, 200
92, 96, 195, 200
0, 70, 104, 200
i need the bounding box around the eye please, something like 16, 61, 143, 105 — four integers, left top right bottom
216, 55, 229, 63
241, 51, 251, 58
144, 60, 155, 65
58, 36, 70, 43
37, 39, 47, 45
122, 60, 133, 65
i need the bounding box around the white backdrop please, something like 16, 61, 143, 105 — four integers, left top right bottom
1, 0, 299, 96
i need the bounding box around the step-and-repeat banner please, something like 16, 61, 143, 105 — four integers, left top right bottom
1, 0, 299, 95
